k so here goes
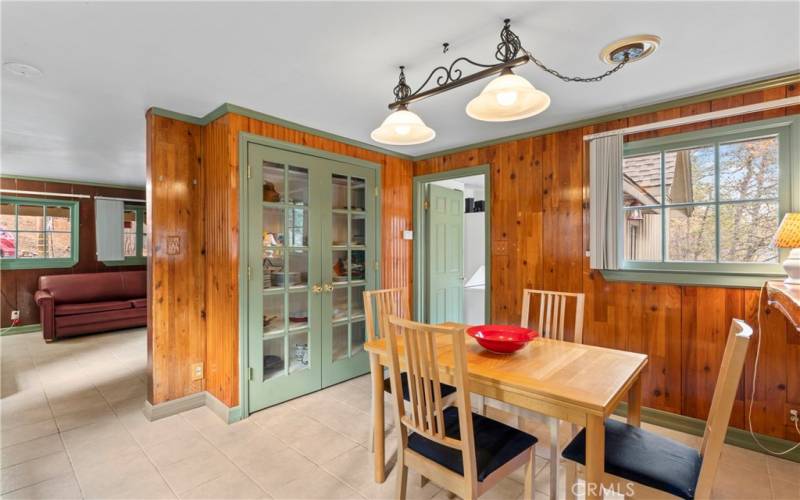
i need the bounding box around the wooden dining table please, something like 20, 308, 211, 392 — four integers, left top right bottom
364, 323, 648, 500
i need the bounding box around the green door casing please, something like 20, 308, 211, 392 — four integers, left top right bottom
427, 184, 464, 324
246, 143, 376, 412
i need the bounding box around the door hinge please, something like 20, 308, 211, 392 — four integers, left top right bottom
249, 367, 254, 381
423, 199, 430, 210
247, 164, 251, 179
374, 187, 379, 198
247, 265, 251, 281
375, 260, 380, 271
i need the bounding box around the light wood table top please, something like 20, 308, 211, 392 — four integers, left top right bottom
364, 323, 648, 417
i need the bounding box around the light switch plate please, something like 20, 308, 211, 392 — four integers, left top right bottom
403, 230, 413, 240
191, 363, 203, 381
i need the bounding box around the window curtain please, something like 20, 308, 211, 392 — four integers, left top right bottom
589, 134, 623, 270
95, 199, 124, 261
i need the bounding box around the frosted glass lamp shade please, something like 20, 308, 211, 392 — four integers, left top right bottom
370, 109, 435, 145
466, 71, 550, 122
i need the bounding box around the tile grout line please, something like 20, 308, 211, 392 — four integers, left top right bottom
95, 340, 182, 500
177, 411, 272, 499
23, 335, 87, 500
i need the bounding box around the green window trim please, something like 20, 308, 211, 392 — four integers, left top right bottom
101, 204, 147, 266
613, 115, 800, 287
0, 196, 80, 270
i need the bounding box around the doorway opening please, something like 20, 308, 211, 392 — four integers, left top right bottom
413, 166, 490, 325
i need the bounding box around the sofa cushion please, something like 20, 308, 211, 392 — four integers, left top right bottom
55, 307, 146, 328
55, 301, 133, 316
130, 298, 147, 308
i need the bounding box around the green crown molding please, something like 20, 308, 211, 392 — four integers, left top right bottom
149, 103, 415, 161
149, 72, 799, 164
0, 174, 145, 192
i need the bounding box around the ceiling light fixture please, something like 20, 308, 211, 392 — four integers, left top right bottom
372, 19, 658, 146
370, 68, 436, 145
3, 61, 43, 78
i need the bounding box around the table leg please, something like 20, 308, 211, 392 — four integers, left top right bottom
627, 376, 642, 427
370, 353, 386, 483
585, 414, 605, 500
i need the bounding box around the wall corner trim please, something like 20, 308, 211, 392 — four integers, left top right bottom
143, 391, 244, 424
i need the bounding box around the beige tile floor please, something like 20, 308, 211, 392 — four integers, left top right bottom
1, 327, 798, 499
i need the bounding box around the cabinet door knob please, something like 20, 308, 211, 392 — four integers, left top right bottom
312, 284, 323, 294
323, 283, 334, 293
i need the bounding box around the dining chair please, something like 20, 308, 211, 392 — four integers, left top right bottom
481, 289, 585, 500
363, 288, 457, 455
384, 316, 538, 500
562, 319, 753, 500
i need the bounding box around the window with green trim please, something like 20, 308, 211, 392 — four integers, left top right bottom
104, 204, 146, 265
0, 197, 80, 270
620, 116, 797, 278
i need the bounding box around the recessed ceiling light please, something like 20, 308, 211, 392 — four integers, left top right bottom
3, 62, 43, 78
600, 35, 661, 64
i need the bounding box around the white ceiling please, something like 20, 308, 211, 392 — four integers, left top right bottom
2, 1, 799, 187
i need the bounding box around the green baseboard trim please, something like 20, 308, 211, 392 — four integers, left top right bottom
615, 402, 800, 463
1, 323, 42, 336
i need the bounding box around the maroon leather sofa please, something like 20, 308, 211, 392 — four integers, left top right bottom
34, 271, 147, 342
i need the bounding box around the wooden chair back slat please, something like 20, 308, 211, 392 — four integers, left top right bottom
363, 287, 410, 343
522, 289, 586, 343
385, 316, 474, 460
694, 319, 753, 499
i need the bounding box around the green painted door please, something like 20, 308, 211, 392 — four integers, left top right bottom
246, 144, 377, 411
320, 161, 376, 387
427, 184, 464, 324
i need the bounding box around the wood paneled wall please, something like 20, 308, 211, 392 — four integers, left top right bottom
148, 111, 414, 407
147, 81, 798, 440
201, 113, 414, 407
146, 112, 206, 404
0, 177, 145, 328
414, 82, 800, 440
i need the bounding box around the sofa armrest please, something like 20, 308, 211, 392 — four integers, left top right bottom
34, 290, 56, 342
34, 289, 53, 306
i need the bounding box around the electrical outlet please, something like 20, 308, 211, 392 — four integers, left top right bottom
191, 363, 203, 381
10, 310, 19, 321
790, 409, 799, 423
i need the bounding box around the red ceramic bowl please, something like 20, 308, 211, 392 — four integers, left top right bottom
466, 325, 539, 354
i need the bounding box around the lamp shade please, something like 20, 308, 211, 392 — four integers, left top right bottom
370, 108, 435, 146
775, 213, 800, 248
466, 70, 550, 122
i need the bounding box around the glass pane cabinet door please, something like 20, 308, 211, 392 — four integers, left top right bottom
322, 166, 375, 387
247, 143, 376, 411
248, 145, 322, 411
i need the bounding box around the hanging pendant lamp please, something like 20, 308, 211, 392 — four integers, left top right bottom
370, 106, 435, 145
465, 69, 550, 122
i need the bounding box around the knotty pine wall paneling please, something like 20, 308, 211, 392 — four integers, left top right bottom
199, 112, 414, 407
146, 112, 206, 404
415, 82, 799, 440
0, 177, 145, 328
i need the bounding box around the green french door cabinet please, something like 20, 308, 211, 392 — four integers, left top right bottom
246, 142, 376, 412
427, 184, 464, 324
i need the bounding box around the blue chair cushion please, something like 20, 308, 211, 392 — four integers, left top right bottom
561, 418, 702, 500
407, 406, 537, 482
384, 373, 457, 402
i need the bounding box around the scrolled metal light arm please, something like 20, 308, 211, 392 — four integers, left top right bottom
387, 18, 630, 111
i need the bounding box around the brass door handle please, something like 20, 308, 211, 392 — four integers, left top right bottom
312, 284, 323, 294
323, 283, 334, 293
